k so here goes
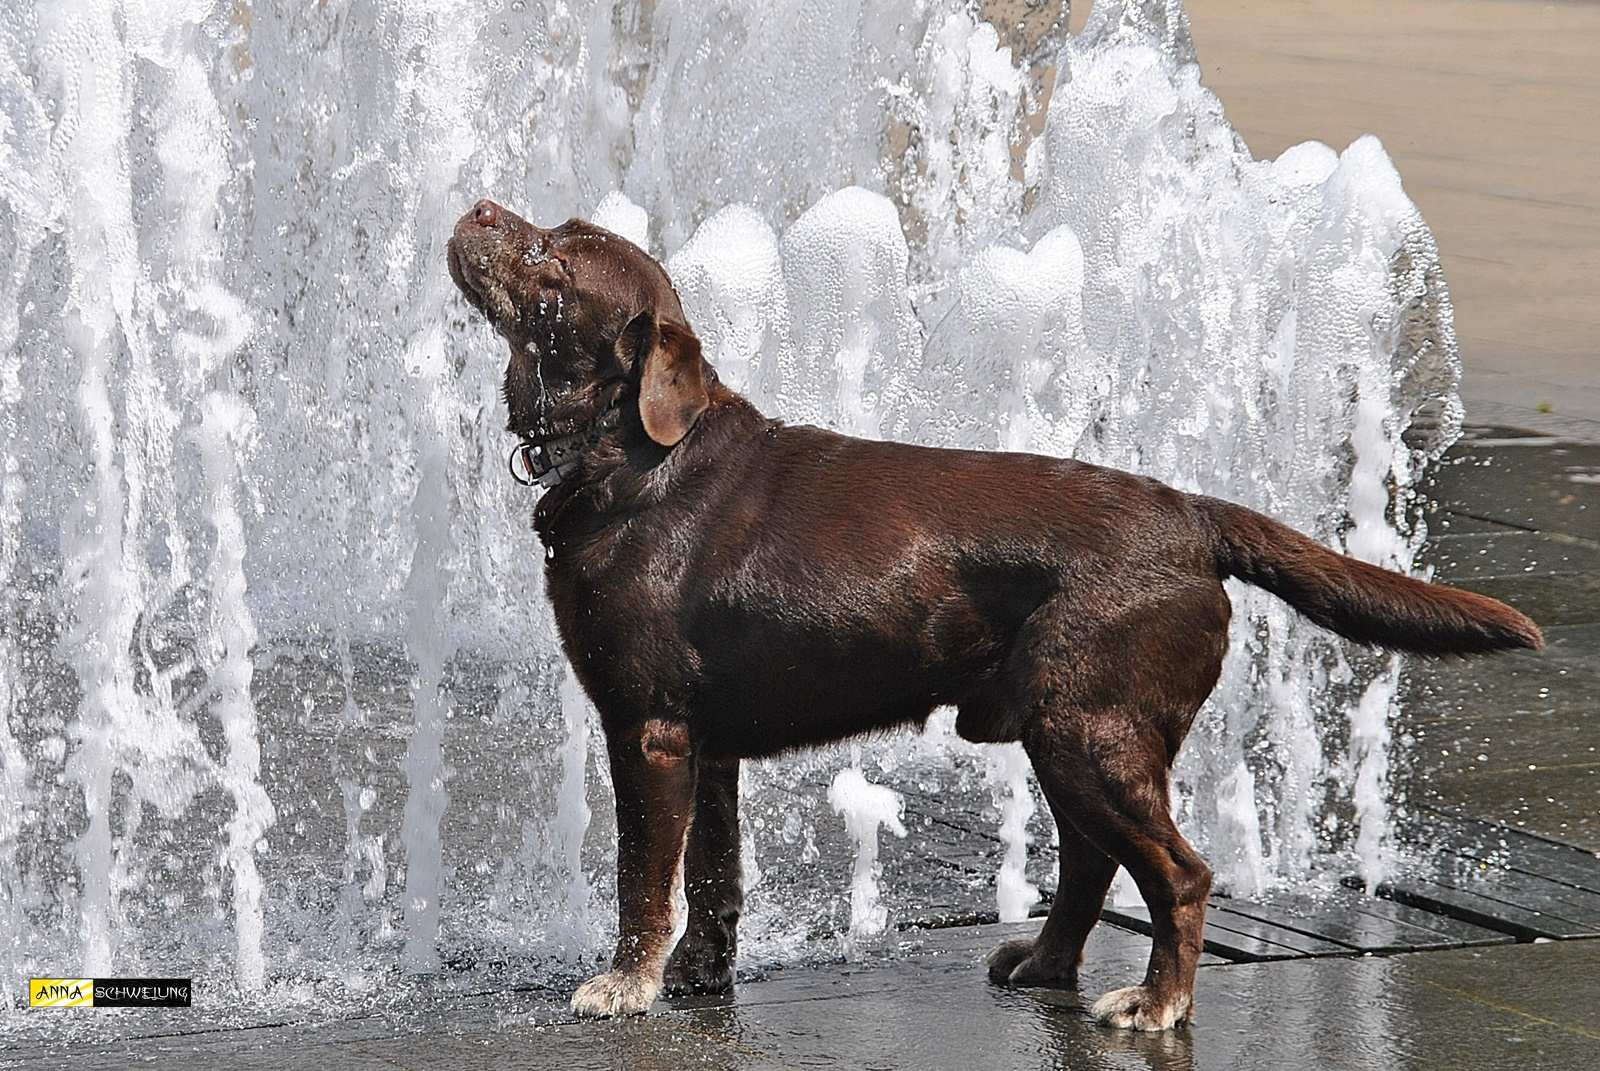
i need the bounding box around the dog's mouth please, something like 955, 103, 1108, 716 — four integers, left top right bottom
447, 232, 520, 328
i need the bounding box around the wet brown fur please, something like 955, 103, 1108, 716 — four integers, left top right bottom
447, 199, 1542, 1028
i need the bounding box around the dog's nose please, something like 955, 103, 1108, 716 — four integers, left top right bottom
472, 199, 501, 227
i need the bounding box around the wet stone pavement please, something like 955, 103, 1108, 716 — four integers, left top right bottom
1405, 426, 1600, 854
17, 926, 1600, 1070
12, 428, 1599, 1069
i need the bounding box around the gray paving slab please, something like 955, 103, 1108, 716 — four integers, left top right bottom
1426, 817, 1600, 895
1448, 573, 1600, 630
1458, 401, 1600, 446
1414, 851, 1600, 926
1423, 764, 1600, 853
1379, 875, 1600, 941
1211, 890, 1512, 954
1107, 903, 1350, 962
1203, 942, 1600, 1071
1338, 893, 1518, 949
1422, 439, 1600, 545
1399, 424, 1600, 852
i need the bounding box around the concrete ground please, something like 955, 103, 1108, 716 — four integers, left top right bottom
1408, 427, 1600, 853
15, 924, 1600, 1070
15, 2, 1597, 1068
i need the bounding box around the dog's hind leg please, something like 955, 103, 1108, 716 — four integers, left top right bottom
663, 754, 743, 994
1021, 715, 1211, 1031
987, 818, 1117, 989
571, 717, 696, 1018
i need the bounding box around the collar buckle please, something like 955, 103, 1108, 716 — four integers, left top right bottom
508, 418, 609, 489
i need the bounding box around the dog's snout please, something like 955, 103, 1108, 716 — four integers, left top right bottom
472, 199, 502, 227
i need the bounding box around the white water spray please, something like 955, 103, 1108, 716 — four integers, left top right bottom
986, 744, 1040, 923
195, 395, 274, 990
828, 763, 908, 955
547, 666, 597, 960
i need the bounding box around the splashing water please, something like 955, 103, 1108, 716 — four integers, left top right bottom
828, 761, 908, 956
986, 743, 1040, 924
0, 0, 1457, 1031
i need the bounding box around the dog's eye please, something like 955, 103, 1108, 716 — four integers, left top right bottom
520, 244, 574, 285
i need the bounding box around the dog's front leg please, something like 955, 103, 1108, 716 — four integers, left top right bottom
571, 716, 695, 1018
664, 754, 742, 994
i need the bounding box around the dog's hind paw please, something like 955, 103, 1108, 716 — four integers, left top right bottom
986, 938, 1078, 989
986, 939, 1035, 984
570, 969, 660, 1018
1089, 985, 1191, 1031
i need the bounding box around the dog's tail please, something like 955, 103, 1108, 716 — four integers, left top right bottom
1195, 496, 1543, 655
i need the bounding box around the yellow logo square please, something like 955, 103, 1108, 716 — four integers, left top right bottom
29, 979, 94, 1008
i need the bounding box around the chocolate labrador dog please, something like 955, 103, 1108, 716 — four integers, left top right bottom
447, 198, 1541, 1030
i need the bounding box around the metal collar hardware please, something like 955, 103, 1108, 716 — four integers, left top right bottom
509, 418, 611, 489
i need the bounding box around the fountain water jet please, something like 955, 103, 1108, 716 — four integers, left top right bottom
828, 761, 908, 957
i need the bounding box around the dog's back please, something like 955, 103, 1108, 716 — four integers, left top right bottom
666, 418, 1224, 755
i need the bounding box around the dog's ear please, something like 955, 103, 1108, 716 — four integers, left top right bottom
617, 311, 710, 446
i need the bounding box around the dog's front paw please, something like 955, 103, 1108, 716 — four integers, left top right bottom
663, 940, 734, 995
986, 938, 1078, 989
570, 969, 661, 1018
1089, 985, 1191, 1031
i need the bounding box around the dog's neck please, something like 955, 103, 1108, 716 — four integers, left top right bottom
510, 386, 632, 489
529, 389, 765, 550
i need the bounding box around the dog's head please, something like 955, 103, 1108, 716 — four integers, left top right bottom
448, 199, 711, 446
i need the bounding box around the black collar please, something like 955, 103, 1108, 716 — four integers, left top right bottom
509, 407, 618, 489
